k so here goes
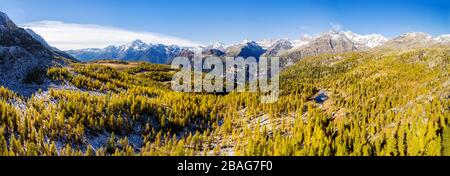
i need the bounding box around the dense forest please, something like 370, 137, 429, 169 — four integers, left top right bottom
0, 47, 449, 156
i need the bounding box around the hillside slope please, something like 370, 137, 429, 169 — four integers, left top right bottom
0, 45, 448, 156
0, 11, 76, 96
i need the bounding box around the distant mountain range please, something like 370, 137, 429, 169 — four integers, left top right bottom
65, 30, 449, 65
1, 8, 449, 74
0, 9, 449, 96
65, 39, 185, 63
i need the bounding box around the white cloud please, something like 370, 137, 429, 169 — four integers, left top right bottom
20, 21, 202, 50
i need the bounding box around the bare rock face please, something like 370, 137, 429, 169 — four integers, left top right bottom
0, 12, 53, 57
379, 32, 442, 50
263, 39, 294, 57
202, 42, 226, 57
434, 35, 450, 45
281, 30, 358, 66
343, 31, 388, 49
0, 11, 69, 96
225, 41, 266, 59
0, 12, 18, 31
203, 49, 226, 57
66, 40, 185, 64
25, 28, 78, 61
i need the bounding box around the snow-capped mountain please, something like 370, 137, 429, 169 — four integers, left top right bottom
203, 42, 226, 51
292, 34, 313, 48
380, 32, 438, 50
65, 28, 449, 65
392, 32, 433, 43
280, 30, 358, 66
66, 40, 185, 64
122, 39, 149, 51
257, 39, 281, 49
343, 31, 388, 48
258, 35, 314, 56
201, 42, 227, 56
434, 34, 450, 44
263, 39, 294, 56
225, 40, 266, 59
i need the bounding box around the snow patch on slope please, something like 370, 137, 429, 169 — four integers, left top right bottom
343, 31, 388, 48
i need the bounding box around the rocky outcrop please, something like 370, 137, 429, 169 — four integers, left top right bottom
280, 30, 358, 66
0, 11, 74, 96
225, 41, 266, 59
25, 28, 78, 61
379, 32, 448, 50
263, 39, 294, 56
66, 40, 187, 64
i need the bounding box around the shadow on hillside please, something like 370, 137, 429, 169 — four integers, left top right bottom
314, 90, 329, 104
0, 79, 52, 98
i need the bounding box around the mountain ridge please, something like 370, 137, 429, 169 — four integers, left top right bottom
0, 11, 76, 96
65, 30, 449, 64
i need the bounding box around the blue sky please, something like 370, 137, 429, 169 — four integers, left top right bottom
1, 0, 448, 49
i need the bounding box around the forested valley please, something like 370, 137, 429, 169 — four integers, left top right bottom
0, 47, 449, 156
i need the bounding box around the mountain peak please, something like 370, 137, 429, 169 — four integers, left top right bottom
392, 32, 434, 42
257, 39, 291, 49
379, 32, 440, 50
209, 42, 226, 49
264, 39, 294, 56
0, 11, 76, 96
240, 39, 252, 45
0, 11, 18, 30
401, 32, 432, 38
237, 40, 260, 47
328, 29, 341, 34
434, 34, 450, 44
25, 28, 51, 48
315, 30, 352, 43
124, 39, 148, 51
246, 40, 259, 46
300, 34, 313, 41
0, 11, 8, 21
343, 31, 388, 48
211, 41, 225, 46
131, 39, 145, 44
203, 42, 226, 51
